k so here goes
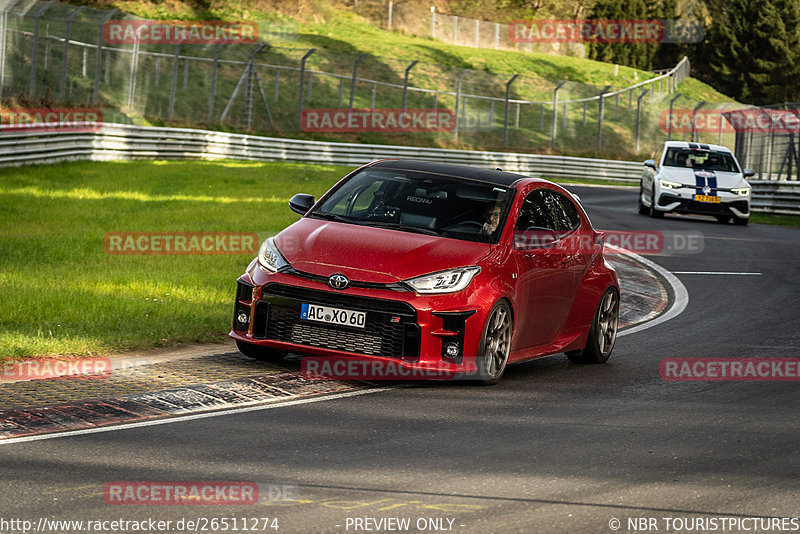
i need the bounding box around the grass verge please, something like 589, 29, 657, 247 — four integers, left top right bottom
0, 160, 349, 362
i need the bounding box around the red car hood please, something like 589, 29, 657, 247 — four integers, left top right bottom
275, 218, 491, 283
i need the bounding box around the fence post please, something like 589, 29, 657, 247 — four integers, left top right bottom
220, 43, 267, 124
454, 69, 469, 140
596, 85, 611, 152
717, 103, 730, 145
691, 101, 706, 142
349, 53, 367, 110
452, 15, 458, 44
0, 0, 22, 101
503, 74, 519, 148
28, 0, 55, 99
59, 6, 85, 101
297, 48, 316, 129
667, 93, 682, 140
494, 22, 499, 49
168, 40, 186, 119
387, 0, 393, 30
430, 6, 435, 39
551, 80, 567, 149
93, 8, 115, 104
207, 41, 228, 122
402, 60, 419, 112
126, 33, 141, 109
539, 103, 544, 131
635, 89, 649, 153
473, 19, 479, 47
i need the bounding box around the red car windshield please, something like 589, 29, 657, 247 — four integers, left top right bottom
309, 168, 516, 243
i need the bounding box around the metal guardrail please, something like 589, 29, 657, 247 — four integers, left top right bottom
0, 122, 643, 180
750, 181, 800, 216
0, 123, 797, 214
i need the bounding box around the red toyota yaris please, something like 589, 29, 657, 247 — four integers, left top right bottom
230, 160, 619, 384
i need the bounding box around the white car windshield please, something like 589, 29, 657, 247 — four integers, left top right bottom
663, 148, 740, 173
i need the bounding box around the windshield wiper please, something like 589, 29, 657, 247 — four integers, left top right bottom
308, 212, 352, 223
362, 222, 440, 236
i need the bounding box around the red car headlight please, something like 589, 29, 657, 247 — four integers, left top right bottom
404, 266, 481, 294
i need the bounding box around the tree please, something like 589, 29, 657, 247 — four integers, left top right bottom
586, 0, 662, 70
701, 0, 800, 104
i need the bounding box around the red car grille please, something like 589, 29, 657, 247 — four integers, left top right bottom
256, 284, 420, 359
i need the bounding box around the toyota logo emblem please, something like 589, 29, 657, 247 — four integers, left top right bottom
328, 274, 350, 290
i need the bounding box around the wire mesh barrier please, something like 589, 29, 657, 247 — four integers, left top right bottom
0, 0, 793, 183
0, 0, 704, 159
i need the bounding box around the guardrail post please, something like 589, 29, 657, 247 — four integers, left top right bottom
402, 60, 419, 112
635, 89, 649, 153
596, 85, 611, 152
0, 0, 22, 101
551, 80, 567, 149
28, 0, 55, 99
349, 53, 368, 110
503, 73, 519, 148
691, 101, 706, 142
667, 93, 683, 141
59, 6, 85, 101
297, 48, 316, 129
453, 69, 469, 140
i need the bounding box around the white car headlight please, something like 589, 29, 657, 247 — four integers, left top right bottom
405, 266, 481, 294
660, 179, 683, 189
731, 187, 751, 197
258, 238, 289, 272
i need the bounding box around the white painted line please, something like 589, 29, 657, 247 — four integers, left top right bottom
0, 387, 391, 446
608, 244, 689, 338
671, 271, 762, 275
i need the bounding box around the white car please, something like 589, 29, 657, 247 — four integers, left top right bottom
639, 141, 754, 225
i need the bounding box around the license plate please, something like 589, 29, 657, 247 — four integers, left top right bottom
694, 194, 721, 203
300, 303, 366, 329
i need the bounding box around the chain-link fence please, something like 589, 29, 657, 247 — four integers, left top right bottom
0, 0, 735, 162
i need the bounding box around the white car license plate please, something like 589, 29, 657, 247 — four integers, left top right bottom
300, 303, 366, 329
